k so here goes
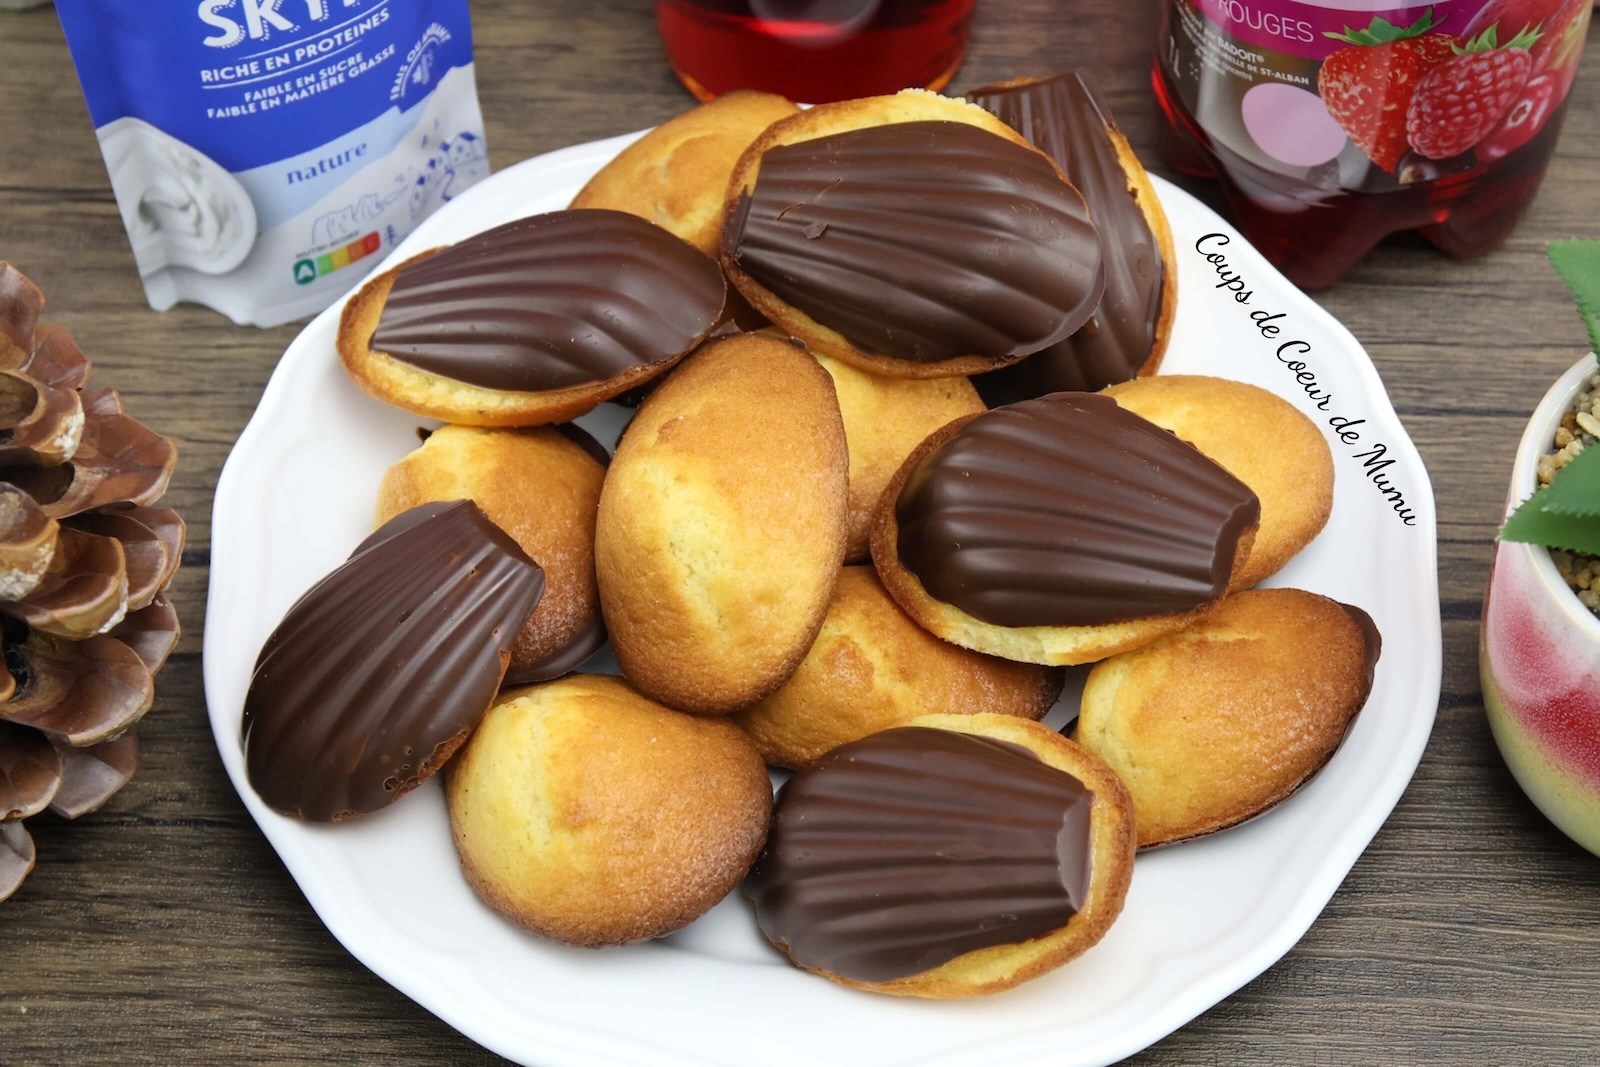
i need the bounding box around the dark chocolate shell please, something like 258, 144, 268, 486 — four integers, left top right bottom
107, 595, 180, 675
5, 526, 128, 639
968, 72, 1168, 397
3, 407, 176, 519
747, 726, 1095, 984
369, 209, 728, 393
0, 719, 63, 820
242, 501, 545, 822
25, 324, 92, 391
0, 264, 43, 368
0, 484, 58, 601
724, 120, 1105, 366
48, 729, 137, 819
71, 506, 184, 611
0, 369, 84, 468
0, 820, 35, 902
0, 631, 154, 746
503, 609, 607, 686
894, 393, 1260, 628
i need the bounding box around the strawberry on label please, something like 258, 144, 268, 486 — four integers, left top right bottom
1317, 10, 1458, 174
1405, 25, 1539, 160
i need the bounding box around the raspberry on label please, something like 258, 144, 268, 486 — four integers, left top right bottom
1405, 27, 1539, 160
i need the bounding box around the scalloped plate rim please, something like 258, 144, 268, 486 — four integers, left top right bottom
204, 127, 1442, 1067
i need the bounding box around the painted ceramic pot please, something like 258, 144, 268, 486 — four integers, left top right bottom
1482, 354, 1600, 855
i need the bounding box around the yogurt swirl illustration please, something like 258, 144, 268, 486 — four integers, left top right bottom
97, 117, 257, 277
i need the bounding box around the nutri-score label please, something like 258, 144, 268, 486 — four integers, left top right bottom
1160, 0, 1591, 185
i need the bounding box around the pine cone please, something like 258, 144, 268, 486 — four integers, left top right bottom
0, 264, 181, 902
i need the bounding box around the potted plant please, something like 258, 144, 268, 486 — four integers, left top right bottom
1482, 239, 1600, 854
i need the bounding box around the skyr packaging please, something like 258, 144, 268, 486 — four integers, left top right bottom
57, 0, 489, 326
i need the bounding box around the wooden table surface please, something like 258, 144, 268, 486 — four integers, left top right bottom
2, 3, 1598, 1064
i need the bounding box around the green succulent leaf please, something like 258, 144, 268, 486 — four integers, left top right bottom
1501, 495, 1600, 555
1503, 501, 1597, 555
1501, 447, 1600, 551
1538, 445, 1600, 518
1500, 244, 1600, 552
1548, 238, 1600, 358
1325, 8, 1436, 45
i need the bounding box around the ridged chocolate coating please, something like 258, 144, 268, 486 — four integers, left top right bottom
371, 209, 726, 392
748, 726, 1094, 983
242, 501, 545, 822
724, 121, 1105, 364
968, 73, 1167, 398
895, 393, 1259, 627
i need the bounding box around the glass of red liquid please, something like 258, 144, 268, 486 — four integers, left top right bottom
655, 1, 977, 104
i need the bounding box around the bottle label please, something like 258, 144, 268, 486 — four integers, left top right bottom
56, 0, 489, 328
1159, 0, 1590, 186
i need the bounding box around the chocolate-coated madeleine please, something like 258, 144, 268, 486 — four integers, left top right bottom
810, 348, 984, 562
338, 210, 726, 427
596, 332, 848, 714
1076, 589, 1380, 847
571, 91, 799, 257
242, 502, 544, 822
871, 392, 1260, 665
747, 714, 1135, 997
721, 90, 1105, 380
734, 566, 1062, 769
446, 674, 772, 946
1102, 376, 1334, 589
968, 72, 1177, 398
376, 424, 607, 684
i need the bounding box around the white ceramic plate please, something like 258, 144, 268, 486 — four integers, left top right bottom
205, 129, 1443, 1067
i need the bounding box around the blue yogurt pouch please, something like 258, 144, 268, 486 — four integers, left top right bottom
56, 1, 490, 327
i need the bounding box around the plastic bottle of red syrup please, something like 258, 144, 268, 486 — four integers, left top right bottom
1154, 0, 1591, 288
